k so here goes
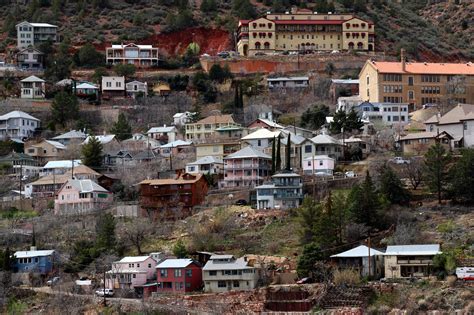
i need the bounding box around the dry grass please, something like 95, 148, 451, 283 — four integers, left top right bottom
333, 268, 361, 286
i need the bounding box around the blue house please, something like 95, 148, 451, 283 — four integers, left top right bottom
13, 247, 56, 274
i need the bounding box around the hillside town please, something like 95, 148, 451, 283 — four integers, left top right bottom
0, 0, 473, 314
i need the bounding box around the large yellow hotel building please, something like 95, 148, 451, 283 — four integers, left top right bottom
237, 8, 375, 56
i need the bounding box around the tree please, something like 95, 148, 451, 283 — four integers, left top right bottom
285, 134, 291, 171
44, 41, 72, 82
296, 242, 324, 277
92, 67, 108, 84
275, 135, 281, 171
74, 43, 103, 68
82, 136, 103, 169
114, 63, 136, 78
121, 219, 153, 255
325, 62, 335, 75
200, 0, 217, 14
271, 136, 276, 175
50, 91, 79, 127
404, 158, 423, 190
173, 239, 188, 258
448, 148, 474, 204
232, 0, 257, 19
95, 213, 116, 251
2, 247, 11, 271
424, 143, 451, 204
110, 113, 132, 141
329, 109, 363, 134
300, 104, 330, 130
348, 171, 381, 229
379, 163, 410, 205
209, 64, 231, 83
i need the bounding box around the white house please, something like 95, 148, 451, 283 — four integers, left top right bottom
241, 128, 281, 151
106, 43, 159, 67
20, 75, 45, 99
147, 126, 177, 144
384, 244, 441, 279
101, 76, 125, 98
267, 76, 309, 89
16, 47, 44, 70
173, 112, 195, 127
41, 159, 82, 176
0, 110, 40, 141
355, 102, 409, 126
302, 155, 335, 175
304, 132, 344, 160
202, 255, 258, 293
16, 21, 57, 49
105, 256, 157, 290
331, 245, 384, 278
336, 95, 363, 113
126, 80, 148, 98
186, 156, 224, 175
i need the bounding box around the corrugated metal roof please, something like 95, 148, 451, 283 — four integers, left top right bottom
160, 140, 192, 148
147, 126, 176, 133
15, 249, 55, 258
117, 256, 151, 263
384, 244, 441, 256
156, 259, 194, 269
310, 134, 342, 145
203, 257, 253, 271
66, 179, 109, 193
20, 75, 45, 83
43, 160, 82, 169
331, 245, 384, 258
0, 110, 40, 121
241, 128, 280, 140
188, 156, 223, 165
52, 130, 87, 140
224, 146, 272, 160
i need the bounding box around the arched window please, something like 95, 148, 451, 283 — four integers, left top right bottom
255, 42, 261, 50
264, 42, 270, 50
357, 42, 364, 50
346, 23, 350, 28
268, 23, 272, 28
348, 42, 354, 50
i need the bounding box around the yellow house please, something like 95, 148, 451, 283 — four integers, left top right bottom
359, 50, 474, 108
153, 82, 171, 96
185, 114, 242, 141
195, 141, 241, 160
237, 8, 375, 56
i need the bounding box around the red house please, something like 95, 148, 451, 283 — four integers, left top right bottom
139, 173, 209, 220
155, 259, 202, 293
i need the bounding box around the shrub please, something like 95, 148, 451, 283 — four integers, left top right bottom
333, 268, 361, 286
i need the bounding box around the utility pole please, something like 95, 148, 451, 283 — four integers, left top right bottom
19, 164, 23, 210
103, 269, 107, 306
169, 144, 173, 170
312, 152, 315, 199
71, 158, 75, 179
367, 235, 371, 279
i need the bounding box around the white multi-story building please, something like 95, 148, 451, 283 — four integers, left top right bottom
202, 255, 258, 293
355, 102, 409, 125
20, 75, 45, 99
255, 171, 303, 210
102, 76, 125, 98
0, 110, 40, 141
16, 21, 58, 49
126, 80, 148, 98
106, 43, 159, 67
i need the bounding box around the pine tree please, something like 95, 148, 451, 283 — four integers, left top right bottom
110, 113, 132, 141
276, 134, 281, 171
271, 136, 276, 175
425, 143, 451, 204
348, 171, 381, 229
95, 213, 116, 251
173, 239, 188, 258
3, 247, 11, 271
82, 136, 103, 169
449, 148, 474, 204
50, 91, 79, 127
379, 163, 410, 205
286, 134, 291, 171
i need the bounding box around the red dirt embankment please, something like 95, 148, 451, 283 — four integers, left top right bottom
94, 27, 232, 57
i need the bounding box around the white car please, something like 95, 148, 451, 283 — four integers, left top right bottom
456, 267, 474, 281
345, 171, 356, 178
95, 289, 114, 297
390, 157, 411, 164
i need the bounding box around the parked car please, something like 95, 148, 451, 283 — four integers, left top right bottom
217, 51, 229, 58
281, 50, 289, 55
331, 50, 340, 54
95, 289, 114, 297
456, 267, 474, 281
345, 171, 356, 178
289, 51, 298, 55
235, 199, 248, 206
254, 52, 266, 56
46, 276, 60, 286
390, 157, 411, 164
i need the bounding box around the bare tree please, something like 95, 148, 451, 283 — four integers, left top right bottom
119, 218, 154, 255
404, 158, 424, 190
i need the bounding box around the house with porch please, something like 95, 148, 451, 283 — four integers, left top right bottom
25, 140, 65, 164
54, 179, 113, 215
105, 256, 157, 290
13, 247, 56, 274
155, 259, 203, 294
75, 82, 99, 98
241, 128, 281, 152
331, 245, 384, 279
305, 132, 344, 160
194, 140, 241, 160
222, 146, 272, 188
186, 156, 224, 175
247, 118, 284, 131
185, 114, 241, 141
202, 255, 258, 293
106, 43, 159, 67
255, 171, 303, 210
40, 159, 82, 176
158, 140, 193, 156
0, 110, 40, 141
16, 47, 44, 70
384, 244, 441, 279
147, 126, 178, 144
20, 75, 45, 99
126, 80, 148, 98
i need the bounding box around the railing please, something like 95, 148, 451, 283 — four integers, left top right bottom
397, 259, 433, 264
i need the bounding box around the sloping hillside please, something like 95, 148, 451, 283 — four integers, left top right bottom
0, 0, 472, 60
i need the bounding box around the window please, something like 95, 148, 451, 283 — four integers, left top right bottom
186, 269, 192, 277
133, 274, 136, 278
233, 281, 240, 288
257, 140, 261, 146
319, 161, 323, 166
160, 269, 168, 277
366, 76, 369, 85
106, 82, 112, 87
217, 281, 227, 288
305, 145, 312, 153
174, 269, 182, 277
408, 90, 414, 100
421, 75, 440, 83
209, 270, 217, 276
408, 76, 414, 86
116, 82, 121, 87
383, 73, 402, 82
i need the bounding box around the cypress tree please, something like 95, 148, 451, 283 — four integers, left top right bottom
271, 136, 276, 175
110, 112, 132, 141
276, 134, 281, 171
286, 134, 291, 171
3, 247, 11, 271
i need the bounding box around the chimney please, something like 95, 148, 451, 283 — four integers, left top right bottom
400, 48, 406, 72
30, 246, 37, 251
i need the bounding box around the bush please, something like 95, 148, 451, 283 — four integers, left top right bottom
333, 268, 361, 286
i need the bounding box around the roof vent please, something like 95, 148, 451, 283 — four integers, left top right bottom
328, 12, 332, 14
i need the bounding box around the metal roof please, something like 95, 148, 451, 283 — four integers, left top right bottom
331, 79, 359, 84
21, 75, 45, 83
331, 245, 384, 258
15, 249, 55, 258
83, 135, 116, 145
160, 140, 192, 148
156, 259, 195, 269
43, 160, 82, 169
267, 76, 309, 81
384, 244, 441, 256
52, 130, 87, 140
188, 156, 223, 165
64, 179, 109, 193
241, 128, 281, 140
203, 257, 253, 271
76, 82, 98, 90
224, 146, 271, 160
147, 126, 177, 134
310, 134, 342, 145
117, 256, 152, 263
0, 110, 40, 121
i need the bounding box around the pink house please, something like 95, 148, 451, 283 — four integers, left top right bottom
223, 146, 272, 188
54, 179, 113, 215
105, 256, 157, 290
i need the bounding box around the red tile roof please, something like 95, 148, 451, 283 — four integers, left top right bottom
369, 61, 474, 75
